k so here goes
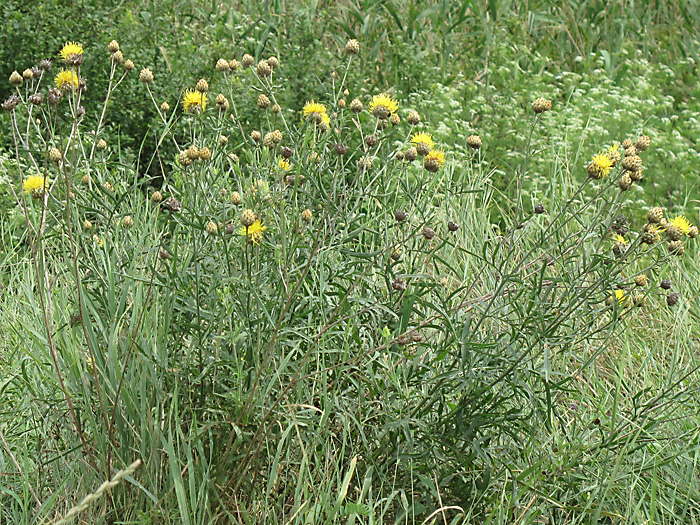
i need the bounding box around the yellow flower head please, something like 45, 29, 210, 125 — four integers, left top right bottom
55, 69, 79, 90
239, 219, 266, 244
303, 101, 327, 118
92, 234, 104, 247
369, 93, 398, 119
23, 174, 48, 193
279, 158, 291, 172
425, 149, 445, 168
411, 132, 434, 148
587, 153, 614, 179
59, 42, 83, 62
612, 289, 626, 306
613, 234, 627, 245
669, 215, 692, 235
183, 89, 207, 114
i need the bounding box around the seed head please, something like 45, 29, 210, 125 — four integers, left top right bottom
231, 191, 242, 205
48, 147, 62, 163
256, 60, 271, 77
640, 224, 659, 244
229, 59, 239, 71
228, 153, 239, 163
395, 210, 407, 222
622, 155, 642, 171
263, 130, 283, 148
623, 145, 637, 157
159, 248, 170, 260
621, 138, 633, 149
392, 278, 407, 291
345, 39, 360, 55
194, 78, 208, 93
124, 59, 135, 71
606, 147, 622, 165
365, 134, 378, 147
22, 68, 33, 80
665, 224, 683, 241
267, 56, 279, 69
635, 135, 651, 152
39, 59, 52, 71
2, 95, 20, 111
216, 58, 230, 72
257, 94, 271, 109
107, 40, 120, 53
241, 54, 254, 67
206, 221, 218, 235
688, 225, 699, 238
122, 215, 134, 228
629, 169, 643, 182
667, 292, 680, 306
534, 203, 546, 214
390, 113, 401, 126
47, 87, 62, 106
404, 147, 418, 162
349, 99, 363, 113
466, 135, 482, 149
29, 93, 44, 105
164, 197, 182, 212
668, 240, 684, 255
139, 68, 154, 84
151, 191, 163, 203
618, 172, 633, 191
110, 50, 124, 65
395, 151, 404, 161
407, 111, 421, 125
448, 221, 459, 232
251, 130, 262, 143
97, 139, 107, 151
334, 143, 348, 156
634, 275, 647, 287
185, 145, 199, 160
178, 151, 192, 167
199, 147, 211, 161
281, 146, 294, 158
661, 278, 672, 290
216, 93, 230, 112
647, 207, 664, 224
241, 209, 256, 227
301, 209, 313, 222
532, 97, 552, 113
422, 226, 435, 240
9, 71, 22, 86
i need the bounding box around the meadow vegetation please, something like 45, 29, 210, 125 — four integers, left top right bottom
1, 1, 700, 523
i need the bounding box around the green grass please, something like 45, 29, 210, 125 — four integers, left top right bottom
0, 1, 699, 523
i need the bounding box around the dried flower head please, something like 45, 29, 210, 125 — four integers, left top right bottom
97, 139, 107, 151
216, 93, 230, 112
345, 39, 360, 55
48, 147, 62, 163
301, 209, 313, 222
466, 135, 482, 149
216, 58, 230, 72
241, 54, 254, 67
257, 94, 271, 109
122, 215, 134, 228
267, 56, 279, 69
635, 135, 651, 152
107, 40, 120, 53
256, 60, 271, 77
349, 98, 363, 113
634, 275, 647, 287
404, 147, 418, 162
195, 78, 209, 93
111, 50, 124, 65
621, 155, 642, 171
1, 95, 20, 111
124, 59, 135, 71
532, 97, 552, 113
251, 130, 262, 143
139, 68, 154, 84
407, 111, 421, 125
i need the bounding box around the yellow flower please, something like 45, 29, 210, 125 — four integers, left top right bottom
239, 220, 266, 244
183, 89, 207, 113
55, 69, 79, 90
411, 132, 434, 148
23, 174, 48, 193
424, 149, 446, 172
303, 101, 327, 118
613, 234, 627, 245
369, 93, 398, 119
92, 234, 104, 247
279, 158, 291, 172
59, 42, 83, 62
669, 215, 692, 235
586, 154, 614, 179
612, 289, 625, 306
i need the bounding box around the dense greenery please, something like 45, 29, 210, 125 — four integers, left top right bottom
1, 1, 699, 523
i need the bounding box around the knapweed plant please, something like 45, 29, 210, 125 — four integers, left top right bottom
1, 37, 698, 523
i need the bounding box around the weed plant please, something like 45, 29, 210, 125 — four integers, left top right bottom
0, 36, 699, 524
